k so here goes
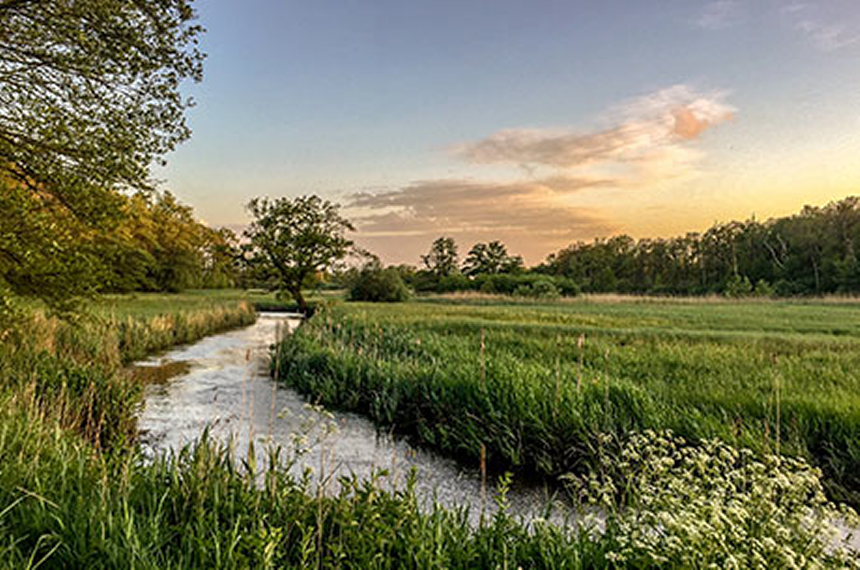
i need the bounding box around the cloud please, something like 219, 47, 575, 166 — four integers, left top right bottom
454, 85, 735, 177
795, 19, 860, 51
348, 85, 735, 263
347, 177, 615, 262
694, 1, 742, 30
351, 177, 610, 235
782, 2, 860, 52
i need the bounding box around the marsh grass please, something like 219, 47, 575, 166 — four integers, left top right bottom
277, 298, 860, 504
1, 291, 858, 567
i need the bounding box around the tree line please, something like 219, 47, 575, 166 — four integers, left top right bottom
539, 196, 860, 296
339, 195, 860, 302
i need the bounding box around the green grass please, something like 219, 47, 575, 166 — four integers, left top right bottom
277, 296, 860, 503
2, 290, 857, 567
0, 290, 615, 568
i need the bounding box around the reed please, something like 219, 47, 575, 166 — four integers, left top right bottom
275, 297, 860, 504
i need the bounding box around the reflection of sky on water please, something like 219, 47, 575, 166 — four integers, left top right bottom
137, 313, 572, 525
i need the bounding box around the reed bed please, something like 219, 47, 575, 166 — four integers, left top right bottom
276, 298, 860, 504
1, 291, 857, 567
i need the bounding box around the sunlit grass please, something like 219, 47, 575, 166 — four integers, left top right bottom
279, 297, 860, 503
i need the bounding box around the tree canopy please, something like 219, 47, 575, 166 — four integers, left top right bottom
243, 195, 354, 313
463, 241, 524, 276
421, 236, 459, 277
0, 0, 204, 310
541, 196, 860, 296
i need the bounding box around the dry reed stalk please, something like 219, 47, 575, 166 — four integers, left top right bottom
480, 328, 486, 388
577, 334, 585, 391
555, 334, 561, 409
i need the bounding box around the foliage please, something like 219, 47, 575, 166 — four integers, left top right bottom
463, 241, 524, 276
514, 278, 560, 299
421, 236, 459, 277
0, 0, 204, 308
571, 430, 859, 568
243, 196, 354, 313
542, 196, 860, 296
346, 262, 411, 302
100, 192, 240, 293
0, 177, 104, 311
407, 269, 579, 297
724, 274, 753, 298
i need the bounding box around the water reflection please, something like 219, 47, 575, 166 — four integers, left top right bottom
137, 313, 571, 524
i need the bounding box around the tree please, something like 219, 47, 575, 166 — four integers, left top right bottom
243, 196, 354, 313
0, 0, 204, 308
346, 260, 410, 303
462, 240, 523, 275
421, 237, 459, 277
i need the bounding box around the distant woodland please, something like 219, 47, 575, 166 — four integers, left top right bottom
538, 196, 860, 296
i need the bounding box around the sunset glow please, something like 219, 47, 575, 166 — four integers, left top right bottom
158, 0, 860, 264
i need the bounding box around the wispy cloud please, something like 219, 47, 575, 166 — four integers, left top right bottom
348, 85, 735, 263
782, 2, 860, 51
694, 1, 742, 30
795, 19, 860, 51
454, 85, 735, 180
349, 177, 615, 262
351, 177, 611, 236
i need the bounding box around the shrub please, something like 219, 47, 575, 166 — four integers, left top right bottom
514, 279, 560, 299
754, 279, 775, 297
436, 273, 471, 293
348, 266, 410, 302
724, 275, 753, 298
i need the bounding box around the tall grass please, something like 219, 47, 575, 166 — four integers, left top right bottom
0, 293, 255, 449
0, 398, 614, 569
276, 299, 860, 504
1, 292, 857, 567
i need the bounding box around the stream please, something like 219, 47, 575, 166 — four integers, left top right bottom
135, 313, 860, 552
136, 312, 571, 524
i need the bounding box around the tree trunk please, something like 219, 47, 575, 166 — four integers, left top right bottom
292, 287, 309, 315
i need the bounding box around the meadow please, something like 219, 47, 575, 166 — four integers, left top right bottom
0, 290, 613, 568
277, 295, 860, 504
1, 290, 858, 567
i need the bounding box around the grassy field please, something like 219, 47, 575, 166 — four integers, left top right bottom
1, 290, 857, 567
278, 295, 860, 503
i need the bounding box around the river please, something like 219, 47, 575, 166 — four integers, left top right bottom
135, 312, 860, 552
136, 312, 571, 524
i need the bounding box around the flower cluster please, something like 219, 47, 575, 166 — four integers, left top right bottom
569, 430, 860, 568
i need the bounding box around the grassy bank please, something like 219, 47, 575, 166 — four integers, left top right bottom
1, 291, 857, 567
277, 297, 860, 504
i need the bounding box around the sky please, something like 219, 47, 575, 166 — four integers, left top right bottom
156, 0, 860, 265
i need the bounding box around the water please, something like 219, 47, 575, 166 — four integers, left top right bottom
135, 313, 859, 551
137, 313, 570, 523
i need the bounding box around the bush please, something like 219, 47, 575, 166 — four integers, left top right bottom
754, 279, 775, 297
477, 273, 578, 297
436, 273, 471, 293
513, 278, 560, 299
348, 267, 410, 302
724, 275, 753, 298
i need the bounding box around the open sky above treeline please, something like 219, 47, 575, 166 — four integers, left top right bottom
155, 0, 860, 265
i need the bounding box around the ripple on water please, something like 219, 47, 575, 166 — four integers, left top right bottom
136, 313, 573, 526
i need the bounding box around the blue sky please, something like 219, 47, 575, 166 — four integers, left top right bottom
158, 0, 860, 263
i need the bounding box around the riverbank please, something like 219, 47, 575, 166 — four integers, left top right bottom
275, 297, 860, 565
277, 298, 860, 502
1, 291, 857, 567
0, 291, 607, 568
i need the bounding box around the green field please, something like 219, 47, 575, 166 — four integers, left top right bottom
1, 291, 858, 567
279, 295, 860, 502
